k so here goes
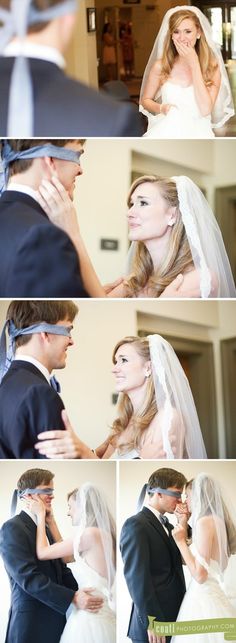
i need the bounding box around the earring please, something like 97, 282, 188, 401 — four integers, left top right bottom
197, 35, 200, 39
145, 371, 150, 378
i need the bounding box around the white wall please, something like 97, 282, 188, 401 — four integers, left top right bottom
118, 460, 236, 643
0, 300, 235, 457
0, 460, 116, 642
65, 0, 98, 88
76, 139, 235, 282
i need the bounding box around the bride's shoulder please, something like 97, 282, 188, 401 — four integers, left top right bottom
182, 267, 218, 297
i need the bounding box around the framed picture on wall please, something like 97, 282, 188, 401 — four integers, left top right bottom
87, 8, 96, 32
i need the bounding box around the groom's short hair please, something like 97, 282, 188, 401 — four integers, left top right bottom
147, 468, 187, 494
6, 300, 79, 348
3, 139, 85, 178
17, 468, 54, 492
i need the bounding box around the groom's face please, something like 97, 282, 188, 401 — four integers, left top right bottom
159, 486, 183, 514
51, 141, 84, 200
30, 481, 54, 515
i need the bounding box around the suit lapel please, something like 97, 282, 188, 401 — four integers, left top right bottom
142, 506, 173, 547
45, 526, 63, 584
20, 512, 62, 583
142, 506, 182, 567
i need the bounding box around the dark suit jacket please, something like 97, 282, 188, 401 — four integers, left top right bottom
0, 190, 89, 297
120, 507, 186, 642
0, 360, 66, 459
0, 511, 78, 643
0, 58, 142, 136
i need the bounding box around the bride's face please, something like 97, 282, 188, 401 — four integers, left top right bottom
186, 487, 192, 513
127, 182, 175, 243
112, 343, 150, 394
172, 18, 200, 48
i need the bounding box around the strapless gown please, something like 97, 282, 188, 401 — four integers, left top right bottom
171, 546, 236, 642
143, 81, 215, 139
60, 553, 116, 643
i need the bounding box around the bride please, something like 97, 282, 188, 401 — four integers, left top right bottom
28, 483, 116, 643
172, 473, 236, 642
37, 173, 236, 299
140, 6, 234, 138
34, 334, 207, 460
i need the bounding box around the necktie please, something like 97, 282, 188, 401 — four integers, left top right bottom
50, 375, 61, 394
160, 514, 172, 535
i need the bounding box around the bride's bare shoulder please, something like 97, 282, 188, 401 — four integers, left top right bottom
182, 268, 219, 297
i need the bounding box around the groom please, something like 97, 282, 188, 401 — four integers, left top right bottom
0, 138, 89, 297
120, 467, 188, 643
0, 300, 78, 459
0, 467, 103, 643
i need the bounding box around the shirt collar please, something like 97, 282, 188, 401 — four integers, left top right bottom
3, 42, 65, 69
147, 505, 170, 535
14, 355, 51, 384
7, 183, 41, 205
147, 504, 162, 521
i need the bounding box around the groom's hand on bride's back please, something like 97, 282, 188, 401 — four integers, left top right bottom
73, 589, 103, 612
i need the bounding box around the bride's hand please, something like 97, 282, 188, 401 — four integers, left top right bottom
160, 103, 177, 115
26, 497, 46, 518
172, 39, 198, 68
172, 523, 186, 544
37, 175, 80, 241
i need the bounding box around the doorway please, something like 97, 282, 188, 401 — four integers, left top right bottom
221, 336, 236, 457
193, 1, 236, 60
97, 4, 159, 93
215, 184, 236, 285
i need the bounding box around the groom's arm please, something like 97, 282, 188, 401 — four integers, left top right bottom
120, 516, 165, 626
0, 521, 75, 614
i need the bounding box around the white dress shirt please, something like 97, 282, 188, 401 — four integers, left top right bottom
4, 42, 65, 69
147, 504, 170, 536
7, 183, 41, 206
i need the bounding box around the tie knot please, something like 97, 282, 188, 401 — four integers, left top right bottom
160, 514, 170, 527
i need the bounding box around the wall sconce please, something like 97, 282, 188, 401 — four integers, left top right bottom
87, 8, 96, 32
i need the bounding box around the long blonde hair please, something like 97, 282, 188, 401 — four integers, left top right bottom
125, 175, 193, 298
111, 336, 157, 453
161, 10, 218, 87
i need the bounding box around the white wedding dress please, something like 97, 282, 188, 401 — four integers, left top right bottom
60, 546, 116, 643
110, 448, 140, 459
171, 546, 236, 643
143, 81, 215, 139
